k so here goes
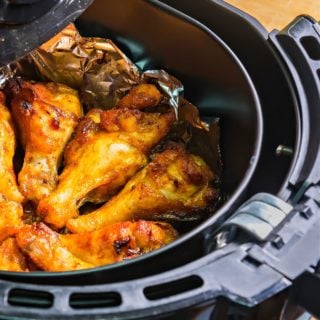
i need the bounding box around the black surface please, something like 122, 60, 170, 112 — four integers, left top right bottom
271, 16, 320, 196
158, 0, 299, 200
0, 0, 59, 25
0, 0, 94, 66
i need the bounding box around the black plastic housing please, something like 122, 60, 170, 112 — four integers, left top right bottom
0, 0, 93, 66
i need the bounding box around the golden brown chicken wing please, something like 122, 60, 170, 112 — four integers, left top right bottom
37, 108, 174, 229
0, 238, 28, 272
67, 145, 218, 233
16, 221, 176, 271
16, 223, 93, 271
116, 83, 162, 110
0, 195, 24, 242
61, 220, 177, 266
7, 80, 83, 203
0, 92, 24, 203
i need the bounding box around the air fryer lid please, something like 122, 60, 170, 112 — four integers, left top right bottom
0, 0, 93, 66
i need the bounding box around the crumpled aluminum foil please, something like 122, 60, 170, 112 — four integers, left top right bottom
30, 24, 141, 110
0, 23, 221, 176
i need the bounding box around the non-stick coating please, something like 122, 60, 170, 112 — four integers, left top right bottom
160, 0, 298, 200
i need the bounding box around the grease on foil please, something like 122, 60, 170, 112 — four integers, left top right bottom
0, 23, 221, 176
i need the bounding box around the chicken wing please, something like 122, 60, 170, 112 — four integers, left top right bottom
67, 145, 218, 233
0, 92, 24, 203
7, 79, 83, 203
15, 223, 93, 271
0, 195, 24, 242
15, 221, 175, 271
61, 220, 177, 266
116, 83, 162, 110
37, 108, 174, 229
0, 238, 28, 272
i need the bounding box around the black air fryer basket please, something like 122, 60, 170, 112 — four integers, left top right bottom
0, 0, 319, 319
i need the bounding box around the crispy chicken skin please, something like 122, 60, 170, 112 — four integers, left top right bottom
0, 195, 24, 242
0, 238, 28, 272
16, 223, 93, 271
116, 84, 162, 110
61, 220, 177, 266
0, 92, 24, 203
38, 108, 174, 229
67, 145, 218, 233
15, 221, 176, 270
7, 80, 83, 203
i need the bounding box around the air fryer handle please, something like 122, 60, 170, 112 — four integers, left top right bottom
270, 16, 320, 189
208, 187, 320, 317
268, 20, 320, 317
273, 15, 320, 77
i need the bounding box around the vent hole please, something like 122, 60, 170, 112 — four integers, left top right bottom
242, 255, 262, 268
144, 275, 203, 301
317, 69, 320, 82
69, 292, 121, 309
8, 289, 53, 309
300, 36, 320, 60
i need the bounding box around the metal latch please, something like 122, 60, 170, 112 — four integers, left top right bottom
218, 182, 320, 281
216, 193, 293, 242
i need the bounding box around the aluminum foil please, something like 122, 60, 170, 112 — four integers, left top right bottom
29, 24, 141, 109
0, 23, 221, 175
0, 65, 12, 88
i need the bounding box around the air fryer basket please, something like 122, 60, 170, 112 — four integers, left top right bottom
0, 0, 263, 285
0, 0, 319, 319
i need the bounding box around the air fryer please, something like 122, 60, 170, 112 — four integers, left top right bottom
0, 0, 319, 319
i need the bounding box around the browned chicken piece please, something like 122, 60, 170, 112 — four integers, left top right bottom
15, 223, 93, 271
0, 92, 24, 203
116, 84, 162, 110
67, 145, 218, 233
16, 221, 176, 271
0, 238, 28, 272
38, 108, 174, 229
0, 195, 24, 243
7, 80, 83, 203
61, 220, 177, 266
59, 109, 146, 205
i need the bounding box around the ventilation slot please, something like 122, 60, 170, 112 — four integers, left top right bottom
8, 289, 53, 308
144, 275, 203, 301
300, 36, 320, 60
69, 292, 121, 309
317, 69, 320, 82
242, 255, 262, 269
